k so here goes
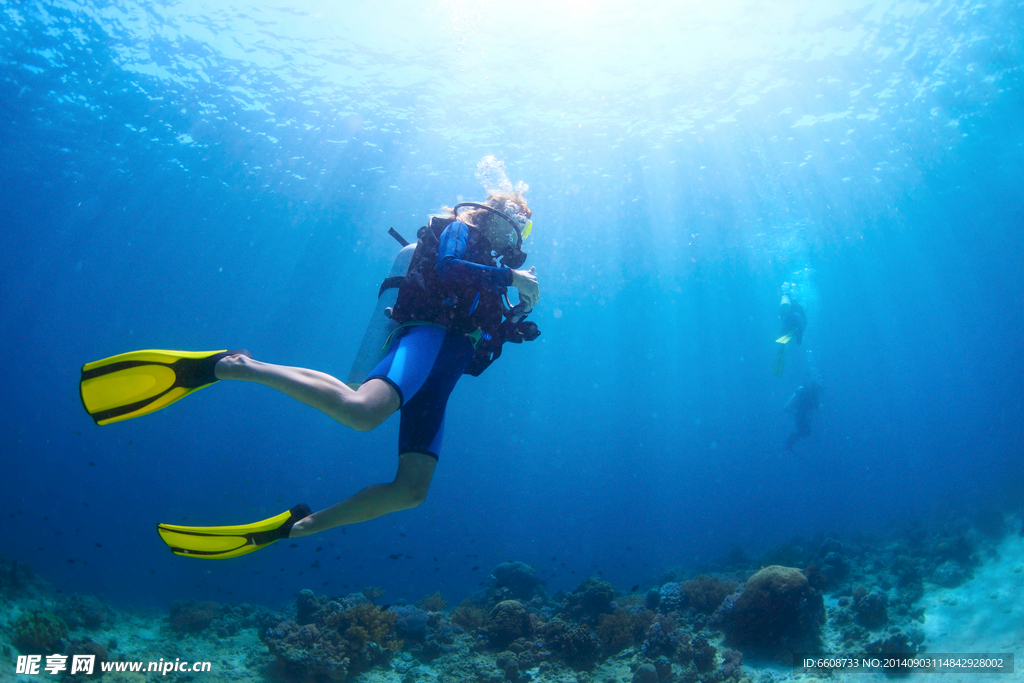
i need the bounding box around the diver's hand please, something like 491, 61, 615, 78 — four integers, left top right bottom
512, 266, 539, 312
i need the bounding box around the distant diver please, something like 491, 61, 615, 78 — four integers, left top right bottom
80, 187, 541, 559
784, 381, 821, 453
773, 283, 807, 377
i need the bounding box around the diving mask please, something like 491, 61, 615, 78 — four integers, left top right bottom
453, 201, 530, 268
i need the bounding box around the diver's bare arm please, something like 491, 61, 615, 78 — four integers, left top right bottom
288, 453, 437, 536
215, 355, 398, 431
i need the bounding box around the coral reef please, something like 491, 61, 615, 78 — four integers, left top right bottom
539, 619, 601, 671
483, 600, 533, 648
416, 591, 447, 612
168, 600, 221, 633
13, 610, 68, 654
678, 633, 717, 672
596, 608, 654, 653
63, 638, 109, 677
262, 590, 402, 681
718, 565, 824, 652
640, 614, 683, 658
560, 577, 617, 623
59, 594, 114, 630
632, 662, 658, 683
451, 599, 487, 632
488, 561, 545, 601
262, 621, 352, 682
681, 575, 738, 615
0, 555, 36, 598
391, 605, 430, 642
852, 585, 888, 628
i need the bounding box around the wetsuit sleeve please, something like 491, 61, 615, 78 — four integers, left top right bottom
436, 222, 514, 287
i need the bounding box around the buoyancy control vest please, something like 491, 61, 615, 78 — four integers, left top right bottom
389, 216, 506, 341
346, 217, 537, 385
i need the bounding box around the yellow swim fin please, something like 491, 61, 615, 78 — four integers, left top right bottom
80, 349, 250, 425
775, 333, 793, 344
773, 343, 786, 377
157, 504, 312, 559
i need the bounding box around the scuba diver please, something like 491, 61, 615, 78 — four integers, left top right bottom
79, 190, 541, 558
784, 381, 822, 453
773, 283, 807, 377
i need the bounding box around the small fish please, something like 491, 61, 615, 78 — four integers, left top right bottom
310, 561, 319, 568
94, 543, 102, 548
631, 585, 639, 592
399, 533, 406, 537
471, 566, 479, 571
322, 582, 329, 586
316, 547, 322, 552
150, 569, 156, 574
289, 543, 298, 548
389, 554, 401, 560
67, 559, 75, 564
88, 462, 95, 467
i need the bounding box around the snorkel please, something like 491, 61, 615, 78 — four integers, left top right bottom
453, 201, 531, 269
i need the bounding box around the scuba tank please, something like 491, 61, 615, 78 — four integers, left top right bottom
345, 230, 416, 388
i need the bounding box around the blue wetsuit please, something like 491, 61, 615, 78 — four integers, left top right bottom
367, 222, 511, 459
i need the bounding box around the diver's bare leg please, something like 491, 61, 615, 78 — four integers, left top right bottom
288, 453, 436, 536
215, 355, 399, 431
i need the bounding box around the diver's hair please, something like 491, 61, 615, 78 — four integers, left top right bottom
437, 191, 531, 230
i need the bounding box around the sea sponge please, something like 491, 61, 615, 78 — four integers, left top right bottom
13, 610, 68, 654
721, 565, 823, 651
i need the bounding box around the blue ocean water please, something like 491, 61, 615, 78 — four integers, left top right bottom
1, 0, 1021, 615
